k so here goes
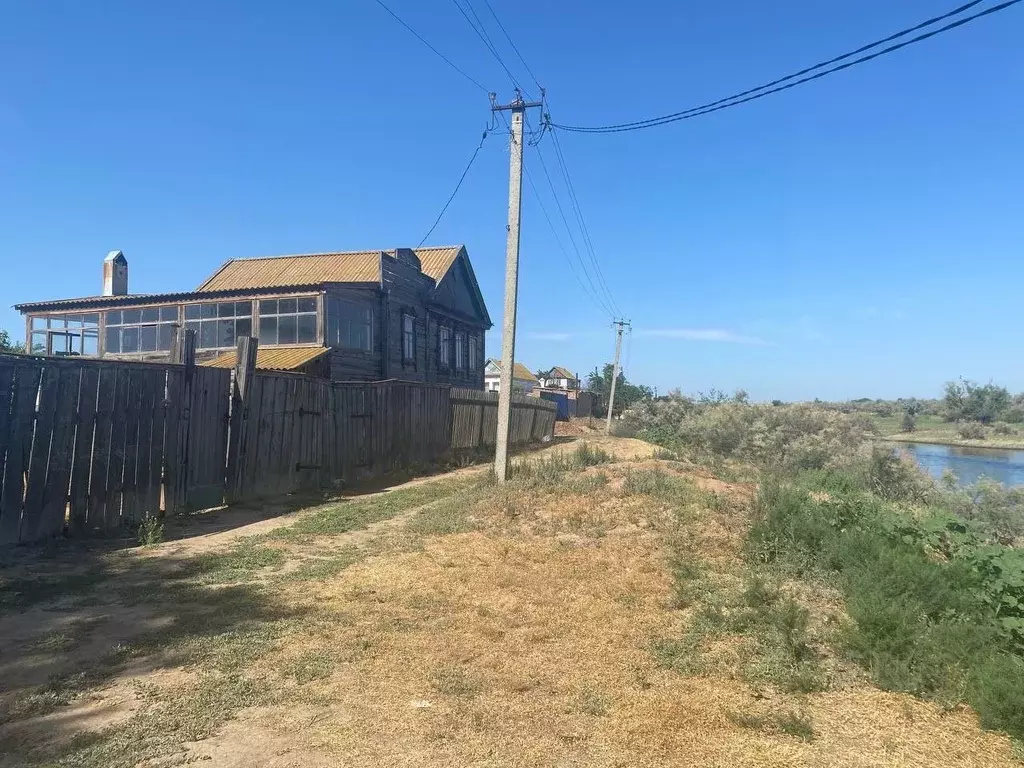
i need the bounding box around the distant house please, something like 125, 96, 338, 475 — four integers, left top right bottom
538, 366, 579, 393
484, 359, 539, 394
13, 245, 491, 387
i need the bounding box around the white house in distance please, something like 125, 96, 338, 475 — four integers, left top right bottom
484, 358, 539, 394
538, 366, 579, 392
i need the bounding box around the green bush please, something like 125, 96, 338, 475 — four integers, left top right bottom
1003, 406, 1024, 424
623, 397, 877, 473
749, 478, 1024, 740
958, 422, 987, 440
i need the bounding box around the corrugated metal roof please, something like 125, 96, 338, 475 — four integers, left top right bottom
485, 359, 539, 383
416, 246, 463, 282
195, 245, 465, 293
199, 346, 329, 371
15, 245, 470, 312
14, 292, 198, 311
197, 251, 383, 292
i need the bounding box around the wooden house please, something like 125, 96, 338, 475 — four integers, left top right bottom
14, 246, 491, 387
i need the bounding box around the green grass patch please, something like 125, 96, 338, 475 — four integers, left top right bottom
280, 552, 361, 582
622, 468, 697, 503
510, 443, 612, 489
568, 687, 610, 716
428, 664, 482, 698
271, 479, 469, 541
728, 709, 815, 741
281, 648, 336, 684
47, 672, 277, 768
191, 540, 286, 584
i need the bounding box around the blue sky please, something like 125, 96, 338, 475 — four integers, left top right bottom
2, 0, 1022, 401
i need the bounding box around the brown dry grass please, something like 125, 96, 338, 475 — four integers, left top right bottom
1, 438, 1019, 767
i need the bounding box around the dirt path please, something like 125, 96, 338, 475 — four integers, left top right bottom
1, 438, 1019, 768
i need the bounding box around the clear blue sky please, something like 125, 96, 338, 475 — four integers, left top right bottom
2, 0, 1022, 401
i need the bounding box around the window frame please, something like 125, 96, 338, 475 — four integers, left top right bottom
27, 312, 101, 357
103, 306, 178, 355
455, 331, 467, 371
401, 313, 416, 363
468, 334, 479, 371
254, 295, 319, 347
326, 296, 374, 352
183, 300, 254, 351
438, 325, 452, 368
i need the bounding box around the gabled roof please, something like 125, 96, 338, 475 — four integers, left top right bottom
484, 359, 539, 383
549, 366, 575, 379
195, 245, 465, 293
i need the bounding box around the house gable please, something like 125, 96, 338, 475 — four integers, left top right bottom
430, 249, 492, 328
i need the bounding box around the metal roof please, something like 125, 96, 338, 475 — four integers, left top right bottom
485, 359, 539, 383
199, 345, 329, 372
416, 246, 463, 282
14, 245, 475, 314
549, 366, 575, 379
195, 245, 465, 293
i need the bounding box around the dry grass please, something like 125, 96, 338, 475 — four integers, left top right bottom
0, 439, 1019, 767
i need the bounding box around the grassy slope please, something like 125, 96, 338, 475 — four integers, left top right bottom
0, 441, 1019, 767
874, 414, 1024, 450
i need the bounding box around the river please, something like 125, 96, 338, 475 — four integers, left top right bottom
899, 442, 1024, 487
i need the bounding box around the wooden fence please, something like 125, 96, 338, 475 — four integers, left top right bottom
450, 388, 556, 450
0, 353, 230, 545
1, 341, 556, 543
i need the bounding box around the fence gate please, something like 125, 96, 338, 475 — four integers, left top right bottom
166, 364, 231, 513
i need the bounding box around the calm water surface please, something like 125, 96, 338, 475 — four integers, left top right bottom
900, 442, 1024, 487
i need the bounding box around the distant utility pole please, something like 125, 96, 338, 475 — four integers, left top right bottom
606, 319, 631, 434
492, 90, 542, 483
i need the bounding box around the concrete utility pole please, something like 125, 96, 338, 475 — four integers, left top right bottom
493, 91, 542, 483
606, 319, 630, 434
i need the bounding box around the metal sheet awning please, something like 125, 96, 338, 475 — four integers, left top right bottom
199, 346, 329, 372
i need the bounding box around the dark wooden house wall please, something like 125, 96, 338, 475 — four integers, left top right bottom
383, 255, 434, 383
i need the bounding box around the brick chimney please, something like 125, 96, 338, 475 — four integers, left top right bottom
102, 250, 128, 296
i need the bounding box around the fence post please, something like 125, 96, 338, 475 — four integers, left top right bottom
225, 336, 257, 502
167, 329, 196, 513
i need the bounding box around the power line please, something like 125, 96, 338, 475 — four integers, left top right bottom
371, 0, 489, 93
534, 143, 616, 317
554, 0, 1021, 133
549, 130, 621, 316
523, 166, 616, 318
418, 129, 491, 247
496, 110, 614, 317
450, 0, 524, 92
480, 0, 544, 92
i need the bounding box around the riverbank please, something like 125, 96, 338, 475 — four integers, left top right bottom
873, 414, 1024, 451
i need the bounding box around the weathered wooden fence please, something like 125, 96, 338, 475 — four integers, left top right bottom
1, 342, 556, 543
0, 353, 230, 545
450, 388, 556, 450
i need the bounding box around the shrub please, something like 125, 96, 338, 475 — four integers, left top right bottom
1004, 406, 1024, 424
900, 411, 916, 433
993, 422, 1014, 436
750, 478, 1024, 740
623, 397, 877, 473
958, 422, 987, 440
137, 516, 164, 547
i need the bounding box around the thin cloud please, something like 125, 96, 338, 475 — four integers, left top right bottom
526, 331, 574, 342
636, 328, 773, 346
